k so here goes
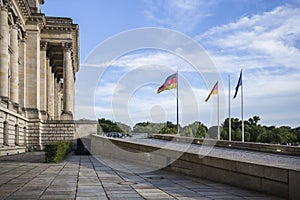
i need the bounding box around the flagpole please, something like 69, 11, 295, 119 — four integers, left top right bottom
241, 71, 244, 142
217, 81, 220, 140
177, 71, 179, 135
228, 75, 231, 141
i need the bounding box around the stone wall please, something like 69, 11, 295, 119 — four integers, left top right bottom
0, 0, 79, 155
27, 120, 75, 149
1, 107, 75, 150
74, 120, 97, 154
0, 107, 27, 147
75, 120, 97, 139
42, 120, 75, 144
91, 135, 300, 199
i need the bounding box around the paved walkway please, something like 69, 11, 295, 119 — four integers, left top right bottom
128, 138, 300, 170
0, 152, 283, 200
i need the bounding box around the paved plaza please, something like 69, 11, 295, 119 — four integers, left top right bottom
0, 152, 283, 200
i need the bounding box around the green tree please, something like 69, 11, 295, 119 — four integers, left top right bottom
271, 126, 297, 144
133, 122, 164, 134
245, 116, 261, 142
221, 117, 243, 141
98, 118, 124, 133
158, 121, 177, 134
196, 123, 208, 138
293, 127, 300, 144
117, 122, 132, 134
181, 121, 207, 138
222, 115, 298, 145
256, 125, 297, 144
257, 127, 271, 143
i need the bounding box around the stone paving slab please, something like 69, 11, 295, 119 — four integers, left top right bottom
128, 138, 300, 170
0, 152, 284, 200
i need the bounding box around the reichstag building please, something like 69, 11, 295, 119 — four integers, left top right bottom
0, 0, 79, 154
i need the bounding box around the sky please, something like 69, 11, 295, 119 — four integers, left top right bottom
42, 0, 300, 128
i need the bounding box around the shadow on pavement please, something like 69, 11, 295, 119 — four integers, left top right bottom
0, 152, 45, 163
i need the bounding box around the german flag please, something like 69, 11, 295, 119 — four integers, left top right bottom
157, 73, 177, 94
205, 81, 218, 102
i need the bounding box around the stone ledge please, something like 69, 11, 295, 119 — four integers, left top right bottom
151, 134, 300, 156
91, 135, 300, 199
0, 146, 26, 156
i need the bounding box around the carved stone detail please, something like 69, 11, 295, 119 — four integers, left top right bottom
21, 31, 26, 42
64, 42, 72, 52
40, 40, 48, 51
1, 0, 12, 11
11, 23, 19, 30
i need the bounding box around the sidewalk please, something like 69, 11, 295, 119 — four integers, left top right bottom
0, 152, 283, 200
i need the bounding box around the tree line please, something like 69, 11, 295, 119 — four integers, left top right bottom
97, 117, 300, 145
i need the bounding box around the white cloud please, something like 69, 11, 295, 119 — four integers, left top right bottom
143, 0, 216, 33
197, 6, 300, 72
194, 5, 300, 127
76, 3, 300, 128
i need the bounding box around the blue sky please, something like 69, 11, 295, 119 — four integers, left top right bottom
42, 0, 300, 128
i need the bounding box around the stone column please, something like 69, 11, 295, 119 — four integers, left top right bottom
71, 71, 75, 116
40, 41, 47, 120
0, 5, 9, 99
61, 42, 73, 120
25, 22, 41, 118
10, 24, 19, 104
54, 79, 59, 120
60, 93, 63, 116
19, 37, 26, 107
47, 60, 54, 119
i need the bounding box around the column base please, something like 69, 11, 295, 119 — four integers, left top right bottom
0, 96, 9, 102
12, 102, 20, 114
40, 110, 48, 121
61, 111, 73, 120
0, 97, 9, 108
25, 108, 41, 119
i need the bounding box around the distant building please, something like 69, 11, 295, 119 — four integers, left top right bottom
0, 0, 79, 153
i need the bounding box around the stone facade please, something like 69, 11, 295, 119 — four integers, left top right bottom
0, 0, 79, 151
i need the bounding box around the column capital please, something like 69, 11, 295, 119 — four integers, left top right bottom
11, 23, 19, 30
20, 37, 26, 43
15, 17, 22, 28
18, 31, 27, 42
63, 42, 72, 52
0, 0, 11, 11
40, 40, 48, 51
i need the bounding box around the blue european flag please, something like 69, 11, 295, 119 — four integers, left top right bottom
233, 70, 242, 99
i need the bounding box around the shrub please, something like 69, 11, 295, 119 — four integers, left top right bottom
44, 141, 72, 163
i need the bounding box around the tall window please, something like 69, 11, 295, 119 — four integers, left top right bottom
23, 127, 27, 146
15, 125, 19, 145
3, 122, 8, 146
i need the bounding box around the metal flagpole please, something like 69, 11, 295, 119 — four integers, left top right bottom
229, 76, 232, 141
241, 70, 244, 142
217, 81, 220, 140
177, 71, 179, 135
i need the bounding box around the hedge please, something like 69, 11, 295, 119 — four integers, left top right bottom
44, 141, 72, 163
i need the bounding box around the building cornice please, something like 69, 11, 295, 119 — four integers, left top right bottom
43, 17, 78, 33
26, 13, 46, 30
16, 0, 31, 20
